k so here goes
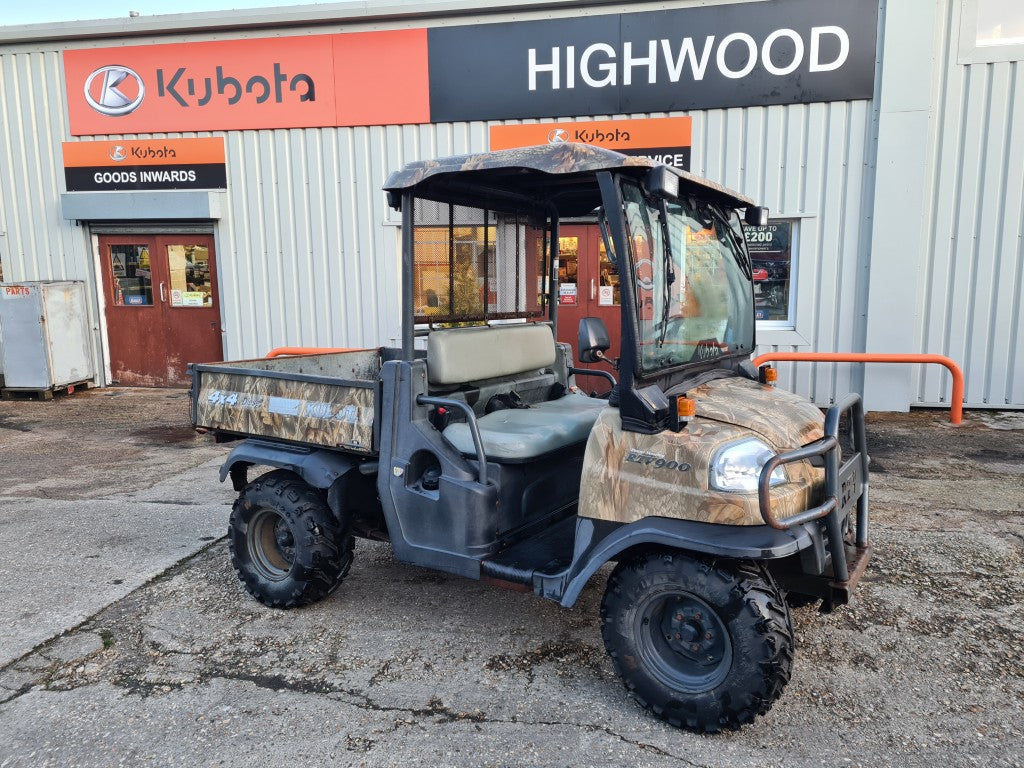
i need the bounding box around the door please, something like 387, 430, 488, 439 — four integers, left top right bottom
99, 234, 223, 387
557, 225, 622, 389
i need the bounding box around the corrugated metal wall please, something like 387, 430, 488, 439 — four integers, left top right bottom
3, 0, 1019, 407
913, 0, 1024, 408
0, 43, 876, 403
0, 49, 98, 375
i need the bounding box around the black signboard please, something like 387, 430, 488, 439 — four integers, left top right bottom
428, 0, 879, 123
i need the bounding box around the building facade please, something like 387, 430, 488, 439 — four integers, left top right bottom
0, 0, 1020, 409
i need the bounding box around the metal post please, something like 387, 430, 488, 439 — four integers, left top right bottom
548, 209, 559, 332
401, 193, 415, 361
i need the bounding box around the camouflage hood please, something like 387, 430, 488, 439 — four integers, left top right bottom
687, 375, 824, 449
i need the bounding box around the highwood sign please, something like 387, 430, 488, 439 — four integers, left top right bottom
63, 0, 877, 136
62, 138, 226, 191
490, 117, 693, 169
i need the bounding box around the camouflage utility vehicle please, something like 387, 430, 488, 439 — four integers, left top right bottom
189, 144, 871, 732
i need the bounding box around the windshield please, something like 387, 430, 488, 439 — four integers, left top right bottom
621, 182, 753, 375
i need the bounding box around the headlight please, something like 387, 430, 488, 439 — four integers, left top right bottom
709, 438, 787, 492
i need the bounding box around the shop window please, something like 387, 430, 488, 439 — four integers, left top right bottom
959, 0, 1024, 62
411, 199, 548, 324
110, 244, 153, 306
744, 219, 797, 328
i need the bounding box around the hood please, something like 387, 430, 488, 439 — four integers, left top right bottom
687, 376, 824, 449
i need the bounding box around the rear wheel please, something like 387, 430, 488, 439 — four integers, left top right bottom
601, 550, 793, 732
229, 470, 354, 608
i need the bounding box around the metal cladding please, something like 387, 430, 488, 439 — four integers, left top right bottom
578, 376, 825, 526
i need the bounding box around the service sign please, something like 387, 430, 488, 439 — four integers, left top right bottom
490, 117, 692, 169
62, 138, 227, 191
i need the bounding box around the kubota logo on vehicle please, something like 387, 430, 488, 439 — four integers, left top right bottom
84, 65, 145, 116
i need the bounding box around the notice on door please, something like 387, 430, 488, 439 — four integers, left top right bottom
62, 137, 227, 192
559, 283, 578, 305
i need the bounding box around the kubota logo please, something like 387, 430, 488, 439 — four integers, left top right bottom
547, 128, 568, 143
109, 145, 127, 162
84, 66, 145, 116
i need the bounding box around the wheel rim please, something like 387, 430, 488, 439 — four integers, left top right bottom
247, 508, 295, 581
635, 590, 732, 693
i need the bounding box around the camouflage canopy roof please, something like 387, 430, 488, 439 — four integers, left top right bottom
383, 143, 753, 216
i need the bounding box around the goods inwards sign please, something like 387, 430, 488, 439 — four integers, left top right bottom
62, 138, 227, 191
490, 117, 693, 169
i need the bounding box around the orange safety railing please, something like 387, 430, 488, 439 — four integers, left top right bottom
265, 347, 357, 358
751, 352, 965, 425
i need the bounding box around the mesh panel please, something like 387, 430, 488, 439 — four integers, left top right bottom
412, 198, 550, 324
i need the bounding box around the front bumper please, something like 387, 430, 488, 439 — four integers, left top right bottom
757, 393, 871, 600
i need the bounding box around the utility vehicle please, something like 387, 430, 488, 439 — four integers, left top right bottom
189, 144, 871, 732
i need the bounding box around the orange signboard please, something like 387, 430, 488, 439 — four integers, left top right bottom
63, 137, 225, 167
64, 30, 429, 136
489, 117, 692, 168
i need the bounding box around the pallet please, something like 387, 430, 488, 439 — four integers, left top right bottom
1, 380, 92, 401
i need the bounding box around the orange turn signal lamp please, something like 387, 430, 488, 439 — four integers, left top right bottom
676, 396, 697, 419
668, 394, 697, 432
759, 365, 778, 385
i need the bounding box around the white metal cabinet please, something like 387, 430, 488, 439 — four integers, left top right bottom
0, 281, 94, 392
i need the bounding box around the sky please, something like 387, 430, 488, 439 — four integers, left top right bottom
1, 0, 323, 26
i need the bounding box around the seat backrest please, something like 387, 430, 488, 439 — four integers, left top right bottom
426, 324, 556, 385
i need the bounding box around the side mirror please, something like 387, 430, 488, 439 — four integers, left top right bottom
745, 206, 769, 227
578, 317, 611, 363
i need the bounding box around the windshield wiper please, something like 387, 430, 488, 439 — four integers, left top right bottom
656, 199, 675, 350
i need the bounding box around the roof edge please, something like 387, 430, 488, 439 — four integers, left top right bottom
0, 0, 626, 45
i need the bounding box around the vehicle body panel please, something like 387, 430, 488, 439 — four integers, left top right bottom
578, 377, 824, 526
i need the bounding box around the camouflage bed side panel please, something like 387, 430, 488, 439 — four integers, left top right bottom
578, 409, 823, 526
194, 371, 376, 454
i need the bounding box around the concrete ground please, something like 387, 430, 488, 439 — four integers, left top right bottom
0, 389, 1021, 767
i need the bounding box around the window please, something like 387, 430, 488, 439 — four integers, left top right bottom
109, 244, 153, 306
410, 199, 547, 324
976, 0, 1024, 47
744, 219, 797, 328
959, 0, 1024, 63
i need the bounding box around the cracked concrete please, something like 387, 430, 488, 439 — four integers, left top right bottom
1, 396, 1022, 766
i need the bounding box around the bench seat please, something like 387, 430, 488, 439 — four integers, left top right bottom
442, 393, 607, 462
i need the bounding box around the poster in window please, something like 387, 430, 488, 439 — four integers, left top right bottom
744, 221, 793, 322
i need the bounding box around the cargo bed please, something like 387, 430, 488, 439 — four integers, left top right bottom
189, 349, 380, 454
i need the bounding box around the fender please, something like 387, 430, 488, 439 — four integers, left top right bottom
219, 439, 359, 490
555, 516, 816, 607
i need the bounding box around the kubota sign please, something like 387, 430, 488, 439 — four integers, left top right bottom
64, 31, 429, 135
63, 0, 877, 136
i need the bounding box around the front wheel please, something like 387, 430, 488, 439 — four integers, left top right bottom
601, 550, 793, 732
229, 470, 354, 608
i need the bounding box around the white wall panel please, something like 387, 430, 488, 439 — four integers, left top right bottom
912, 0, 1023, 407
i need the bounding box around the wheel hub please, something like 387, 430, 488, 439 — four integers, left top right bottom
637, 591, 733, 693
248, 509, 296, 581
662, 602, 723, 663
